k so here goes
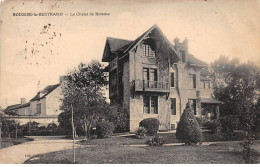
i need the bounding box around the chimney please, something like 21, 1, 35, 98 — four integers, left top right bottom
173, 37, 189, 63
59, 75, 67, 84
21, 98, 26, 104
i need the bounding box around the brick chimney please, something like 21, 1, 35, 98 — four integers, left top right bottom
21, 98, 26, 104
173, 37, 189, 63
59, 75, 68, 85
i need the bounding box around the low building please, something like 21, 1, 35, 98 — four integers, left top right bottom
4, 81, 63, 126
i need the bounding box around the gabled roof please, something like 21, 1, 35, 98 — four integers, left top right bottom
30, 84, 60, 101
107, 37, 133, 52
102, 24, 180, 62
187, 54, 208, 67
5, 104, 20, 111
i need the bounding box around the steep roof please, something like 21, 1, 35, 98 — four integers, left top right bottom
187, 54, 208, 67
5, 104, 21, 111
107, 37, 133, 52
30, 84, 60, 101
102, 24, 180, 62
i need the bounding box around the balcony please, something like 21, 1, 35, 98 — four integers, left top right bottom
133, 79, 169, 93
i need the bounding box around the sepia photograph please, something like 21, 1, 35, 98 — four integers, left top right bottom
0, 0, 260, 164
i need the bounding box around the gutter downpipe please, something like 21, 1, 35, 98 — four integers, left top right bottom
174, 63, 182, 117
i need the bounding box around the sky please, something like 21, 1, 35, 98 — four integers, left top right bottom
0, 0, 260, 108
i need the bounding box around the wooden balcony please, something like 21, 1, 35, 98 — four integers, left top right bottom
133, 79, 170, 93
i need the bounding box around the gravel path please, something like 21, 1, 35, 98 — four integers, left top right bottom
0, 136, 80, 164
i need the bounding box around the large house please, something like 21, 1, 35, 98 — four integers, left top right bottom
102, 24, 221, 132
4, 78, 64, 126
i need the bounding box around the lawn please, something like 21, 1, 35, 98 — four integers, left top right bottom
24, 132, 260, 164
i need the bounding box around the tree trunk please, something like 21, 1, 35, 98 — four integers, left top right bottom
71, 104, 76, 163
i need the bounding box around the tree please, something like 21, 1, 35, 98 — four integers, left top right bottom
59, 60, 109, 140
211, 56, 260, 163
176, 103, 203, 145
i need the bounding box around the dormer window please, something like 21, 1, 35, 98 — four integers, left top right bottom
180, 50, 186, 62
142, 44, 155, 57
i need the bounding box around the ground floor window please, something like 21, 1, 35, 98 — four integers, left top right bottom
143, 95, 158, 114
188, 99, 196, 115
170, 98, 176, 115
36, 103, 41, 115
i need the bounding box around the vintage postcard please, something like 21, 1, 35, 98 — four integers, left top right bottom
0, 0, 260, 164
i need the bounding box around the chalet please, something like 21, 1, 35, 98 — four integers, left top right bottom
102, 24, 221, 132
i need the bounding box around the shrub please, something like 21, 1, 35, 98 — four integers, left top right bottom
135, 126, 147, 139
96, 120, 115, 138
204, 119, 221, 133
220, 116, 239, 133
146, 135, 164, 146
139, 118, 159, 136
195, 117, 202, 127
176, 103, 203, 145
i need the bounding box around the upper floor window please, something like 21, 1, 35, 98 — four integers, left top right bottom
171, 98, 176, 115
201, 81, 210, 89
170, 72, 175, 87
142, 44, 155, 57
189, 74, 196, 88
36, 103, 41, 115
143, 68, 158, 88
180, 50, 186, 62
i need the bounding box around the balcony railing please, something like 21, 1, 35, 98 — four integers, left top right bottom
133, 79, 169, 92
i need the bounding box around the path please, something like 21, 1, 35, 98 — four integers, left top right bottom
0, 136, 80, 164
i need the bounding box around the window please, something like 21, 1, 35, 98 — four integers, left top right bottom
143, 68, 157, 88
190, 74, 196, 88
36, 103, 41, 115
180, 50, 186, 62
143, 96, 150, 114
171, 98, 176, 115
170, 73, 175, 87
201, 81, 210, 89
142, 44, 155, 57
143, 96, 158, 114
188, 99, 197, 115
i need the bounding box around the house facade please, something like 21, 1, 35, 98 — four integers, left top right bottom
102, 25, 221, 132
4, 82, 63, 126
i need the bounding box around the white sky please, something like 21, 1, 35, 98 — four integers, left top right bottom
0, 0, 260, 108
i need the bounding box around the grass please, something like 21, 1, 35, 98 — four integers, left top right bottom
0, 137, 34, 149
24, 132, 260, 164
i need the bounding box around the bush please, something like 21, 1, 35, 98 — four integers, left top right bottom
146, 135, 164, 146
176, 103, 203, 145
204, 119, 221, 133
135, 127, 147, 139
195, 117, 202, 127
139, 118, 159, 136
96, 120, 115, 138
220, 116, 239, 133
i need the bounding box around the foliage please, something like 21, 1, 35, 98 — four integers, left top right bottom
211, 56, 260, 163
195, 117, 202, 127
135, 126, 147, 139
203, 119, 221, 133
46, 122, 58, 131
108, 105, 129, 133
146, 135, 164, 146
240, 133, 259, 164
176, 103, 203, 145
1, 120, 21, 138
96, 120, 115, 138
59, 60, 109, 139
210, 56, 260, 117
139, 118, 159, 136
